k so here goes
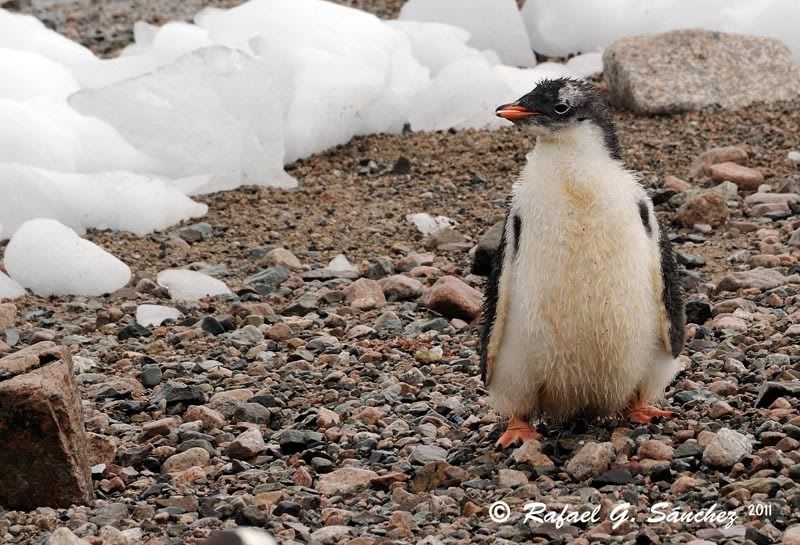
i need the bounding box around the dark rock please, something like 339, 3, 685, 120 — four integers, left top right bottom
140, 364, 162, 388
177, 222, 212, 242
279, 430, 324, 454
200, 316, 225, 336
685, 300, 712, 325
244, 266, 290, 295
591, 468, 633, 486
471, 221, 504, 276
391, 156, 411, 175
117, 323, 152, 341
153, 381, 206, 405
755, 381, 800, 408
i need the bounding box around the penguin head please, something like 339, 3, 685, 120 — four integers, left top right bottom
496, 77, 620, 158
201, 528, 278, 545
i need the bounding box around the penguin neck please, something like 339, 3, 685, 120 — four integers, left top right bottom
531, 122, 618, 166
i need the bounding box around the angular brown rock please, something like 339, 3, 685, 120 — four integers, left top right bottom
674, 190, 729, 228
688, 146, 748, 178
0, 342, 93, 509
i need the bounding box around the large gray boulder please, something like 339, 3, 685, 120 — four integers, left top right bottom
603, 29, 800, 115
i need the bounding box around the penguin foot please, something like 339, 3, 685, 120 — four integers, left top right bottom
625, 405, 672, 424
496, 416, 539, 448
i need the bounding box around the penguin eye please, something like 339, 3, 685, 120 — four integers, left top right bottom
554, 103, 571, 115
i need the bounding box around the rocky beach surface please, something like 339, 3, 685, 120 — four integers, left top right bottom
1, 1, 800, 544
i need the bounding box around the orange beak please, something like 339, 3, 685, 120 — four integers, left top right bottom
495, 103, 540, 121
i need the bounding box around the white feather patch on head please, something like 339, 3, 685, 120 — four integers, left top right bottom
556, 81, 584, 106
234, 528, 278, 545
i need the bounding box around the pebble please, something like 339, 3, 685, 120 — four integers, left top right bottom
343, 278, 386, 310
262, 248, 302, 270
162, 447, 210, 473
226, 428, 266, 460
424, 276, 482, 321
689, 146, 748, 178
409, 444, 448, 465
315, 467, 378, 496
637, 439, 673, 461
702, 428, 752, 468
0, 303, 16, 330
709, 162, 764, 190
379, 275, 424, 301
566, 442, 615, 481
675, 190, 728, 227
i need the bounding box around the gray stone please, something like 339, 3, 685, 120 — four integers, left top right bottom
409, 444, 448, 465
226, 428, 266, 460
716, 268, 787, 292
604, 29, 800, 114
566, 442, 615, 481
703, 428, 752, 467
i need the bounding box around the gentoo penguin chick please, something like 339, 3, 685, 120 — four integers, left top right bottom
481, 78, 685, 448
201, 528, 277, 545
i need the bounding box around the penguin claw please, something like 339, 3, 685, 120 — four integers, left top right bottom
626, 405, 672, 424
496, 416, 539, 448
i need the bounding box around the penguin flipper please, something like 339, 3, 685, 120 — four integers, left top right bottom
657, 228, 686, 357
480, 212, 510, 386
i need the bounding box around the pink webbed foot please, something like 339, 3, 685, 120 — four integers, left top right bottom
496, 415, 540, 448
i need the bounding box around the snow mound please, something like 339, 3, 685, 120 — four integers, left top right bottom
520, 0, 800, 61
400, 0, 534, 67
136, 304, 184, 327
156, 269, 232, 301
0, 164, 208, 239
5, 219, 131, 297
0, 48, 80, 101
70, 46, 295, 193
0, 272, 25, 301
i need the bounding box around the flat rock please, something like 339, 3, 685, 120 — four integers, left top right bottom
715, 268, 787, 292
424, 275, 483, 321
603, 29, 800, 115
0, 342, 93, 509
226, 428, 266, 460
379, 274, 424, 301
709, 162, 764, 191
315, 467, 378, 496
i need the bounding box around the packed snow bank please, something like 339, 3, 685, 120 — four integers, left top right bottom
400, 0, 534, 67
156, 270, 232, 301
4, 219, 131, 297
0, 9, 94, 68
520, 0, 800, 61
0, 165, 208, 239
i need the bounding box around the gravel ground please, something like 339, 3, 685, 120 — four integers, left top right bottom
3, 2, 800, 545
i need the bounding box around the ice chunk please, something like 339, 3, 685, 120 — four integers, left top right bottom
4, 219, 131, 297
409, 57, 511, 131
0, 9, 96, 68
565, 51, 603, 78
0, 165, 208, 239
0, 98, 157, 173
136, 304, 183, 327
493, 63, 576, 98
399, 0, 534, 67
406, 212, 456, 235
76, 22, 216, 89
0, 271, 25, 301
196, 0, 429, 160
328, 254, 358, 274
70, 46, 295, 193
386, 21, 478, 76
0, 48, 80, 101
156, 269, 232, 301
